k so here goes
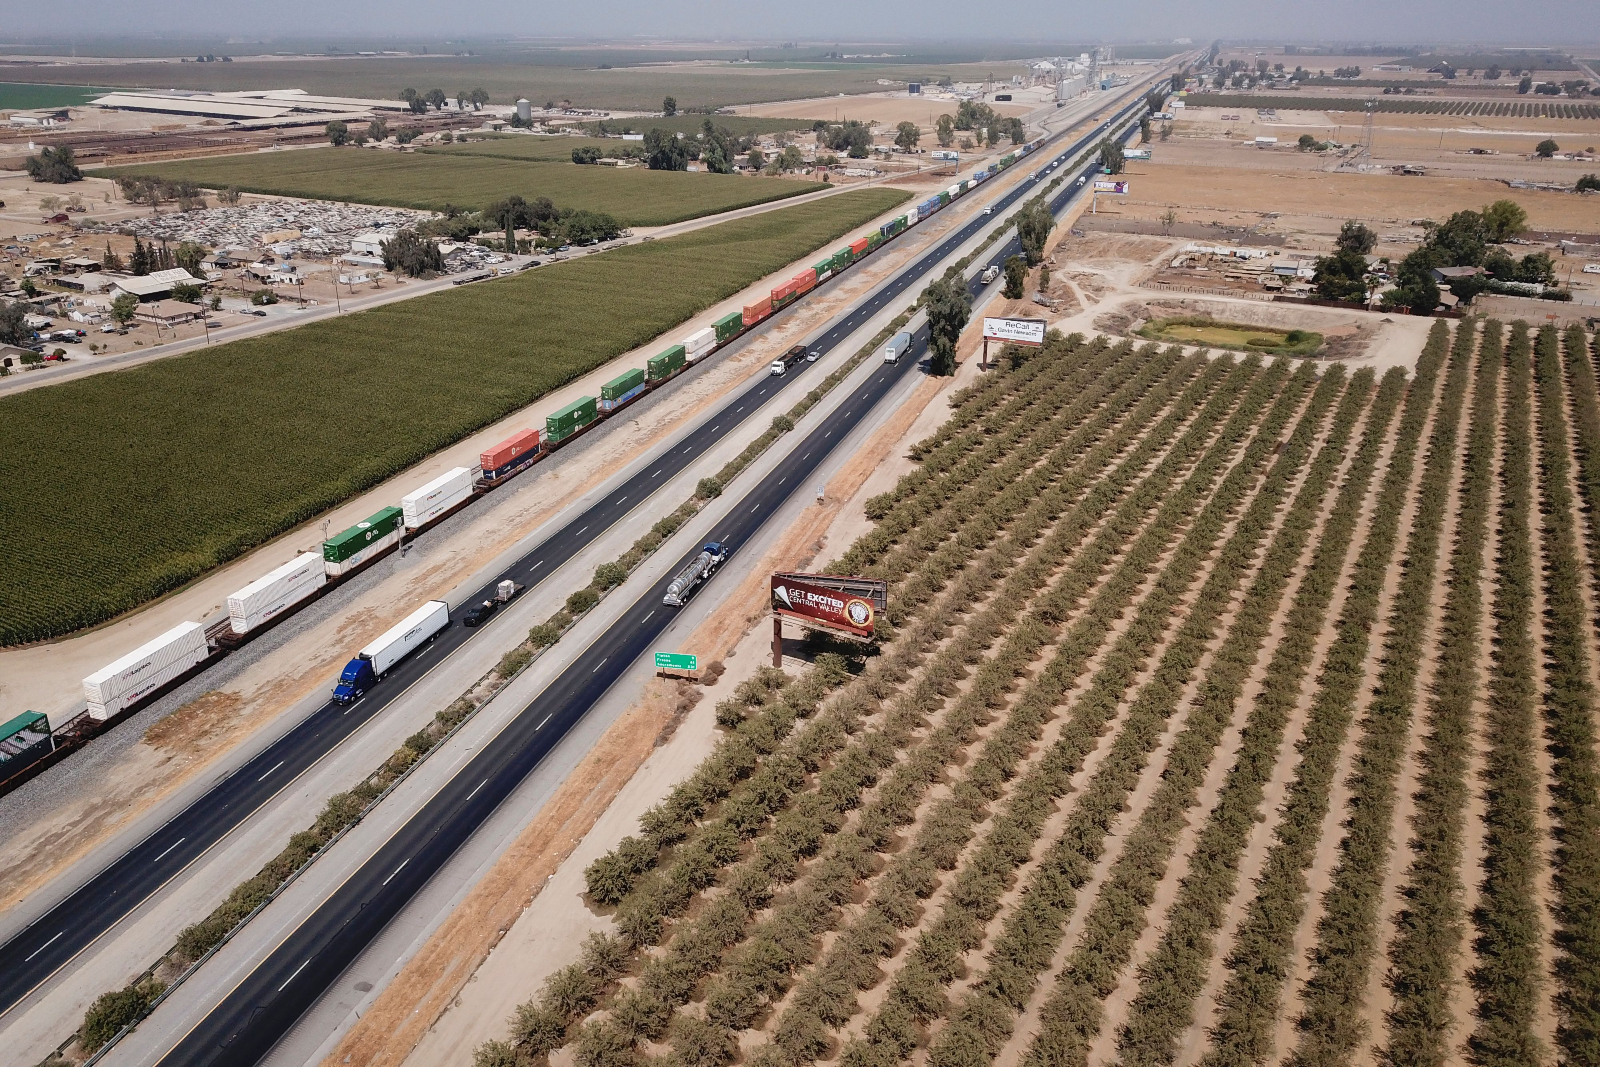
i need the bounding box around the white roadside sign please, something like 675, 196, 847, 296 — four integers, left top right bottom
982, 317, 1048, 346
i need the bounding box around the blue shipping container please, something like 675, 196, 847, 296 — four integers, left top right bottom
598, 382, 648, 413
483, 452, 542, 483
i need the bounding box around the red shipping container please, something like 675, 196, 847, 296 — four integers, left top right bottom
792, 267, 818, 295
480, 428, 542, 471
743, 296, 773, 327
850, 236, 870, 255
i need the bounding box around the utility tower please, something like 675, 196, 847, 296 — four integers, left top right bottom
1342, 98, 1377, 170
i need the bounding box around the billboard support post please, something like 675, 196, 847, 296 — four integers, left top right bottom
773, 616, 783, 668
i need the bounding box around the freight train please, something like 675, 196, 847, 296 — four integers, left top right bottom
64, 136, 1057, 735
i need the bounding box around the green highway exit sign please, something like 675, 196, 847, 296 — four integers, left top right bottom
655, 652, 698, 671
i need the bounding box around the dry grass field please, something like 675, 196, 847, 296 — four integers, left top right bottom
462, 321, 1600, 1067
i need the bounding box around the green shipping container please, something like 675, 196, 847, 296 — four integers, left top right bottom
867, 231, 883, 250
813, 258, 834, 279
713, 312, 743, 343
647, 344, 687, 381
602, 367, 647, 400
324, 506, 403, 563
938, 191, 951, 206
832, 248, 854, 271
547, 396, 598, 441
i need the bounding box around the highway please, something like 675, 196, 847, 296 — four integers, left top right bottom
134, 90, 1155, 1067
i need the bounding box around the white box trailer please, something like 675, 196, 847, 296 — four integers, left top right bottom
402, 467, 474, 530
883, 330, 915, 364
681, 326, 717, 359
363, 600, 450, 675
227, 552, 327, 634
83, 621, 209, 720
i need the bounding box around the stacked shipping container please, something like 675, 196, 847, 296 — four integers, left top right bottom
402, 467, 475, 530
600, 367, 648, 412
227, 552, 327, 634
479, 429, 544, 483
547, 396, 599, 442
323, 506, 404, 576
83, 622, 209, 720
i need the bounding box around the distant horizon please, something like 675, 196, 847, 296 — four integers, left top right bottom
1, 35, 1598, 51
0, 0, 1595, 51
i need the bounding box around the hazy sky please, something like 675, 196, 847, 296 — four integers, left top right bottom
2, 0, 1594, 47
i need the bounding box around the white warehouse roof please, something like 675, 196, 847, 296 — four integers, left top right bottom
232, 89, 414, 112
91, 92, 295, 119
92, 89, 411, 121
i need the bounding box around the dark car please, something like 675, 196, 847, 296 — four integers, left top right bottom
462, 600, 497, 627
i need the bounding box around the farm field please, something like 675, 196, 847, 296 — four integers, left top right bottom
0, 59, 960, 111
0, 186, 908, 645
428, 136, 632, 163
1193, 93, 1600, 120
0, 81, 106, 109
99, 149, 824, 226
470, 321, 1600, 1067
1139, 316, 1323, 356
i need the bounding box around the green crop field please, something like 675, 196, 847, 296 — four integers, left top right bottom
1139, 316, 1324, 356
0, 82, 106, 109
428, 136, 629, 162
100, 149, 825, 226
0, 187, 908, 644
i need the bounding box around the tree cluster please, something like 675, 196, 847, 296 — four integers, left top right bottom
1015, 197, 1055, 265
816, 120, 873, 159
923, 276, 970, 376
1098, 138, 1125, 174
380, 229, 445, 276
25, 145, 81, 183
116, 175, 208, 213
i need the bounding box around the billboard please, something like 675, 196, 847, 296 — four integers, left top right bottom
1123, 148, 1151, 160
771, 573, 888, 638
982, 317, 1048, 347
931, 150, 959, 162
1093, 180, 1129, 194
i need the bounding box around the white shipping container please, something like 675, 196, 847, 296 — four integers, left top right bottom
906, 205, 919, 226
681, 326, 716, 355
83, 621, 209, 720
323, 529, 400, 578
402, 467, 474, 530
227, 552, 327, 634
362, 600, 450, 675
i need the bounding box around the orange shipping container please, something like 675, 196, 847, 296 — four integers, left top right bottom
850, 236, 870, 255
742, 296, 773, 327
792, 267, 818, 295
480, 428, 542, 472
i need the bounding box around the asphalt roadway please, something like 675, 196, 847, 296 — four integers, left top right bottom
137, 95, 1151, 1067
0, 79, 1154, 1055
